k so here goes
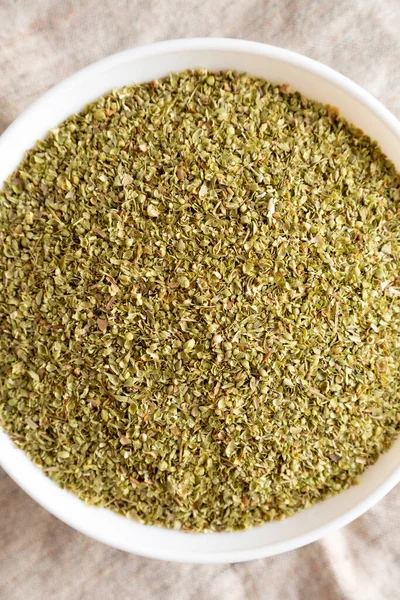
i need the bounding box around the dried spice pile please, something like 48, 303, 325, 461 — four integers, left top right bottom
1, 70, 400, 532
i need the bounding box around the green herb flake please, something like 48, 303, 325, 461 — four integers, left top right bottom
0, 70, 399, 532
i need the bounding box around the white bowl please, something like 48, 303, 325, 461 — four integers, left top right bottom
1, 38, 400, 564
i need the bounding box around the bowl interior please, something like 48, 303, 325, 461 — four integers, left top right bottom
1, 39, 399, 563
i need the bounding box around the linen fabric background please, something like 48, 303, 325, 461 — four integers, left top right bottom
0, 1, 399, 599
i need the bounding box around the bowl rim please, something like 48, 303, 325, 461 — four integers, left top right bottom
0, 37, 399, 563
1, 37, 400, 147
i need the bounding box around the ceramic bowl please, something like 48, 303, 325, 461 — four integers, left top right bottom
1, 38, 399, 563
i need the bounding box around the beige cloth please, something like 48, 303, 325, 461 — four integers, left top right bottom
0, 1, 399, 598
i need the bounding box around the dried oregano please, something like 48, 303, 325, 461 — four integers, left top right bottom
0, 70, 399, 532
